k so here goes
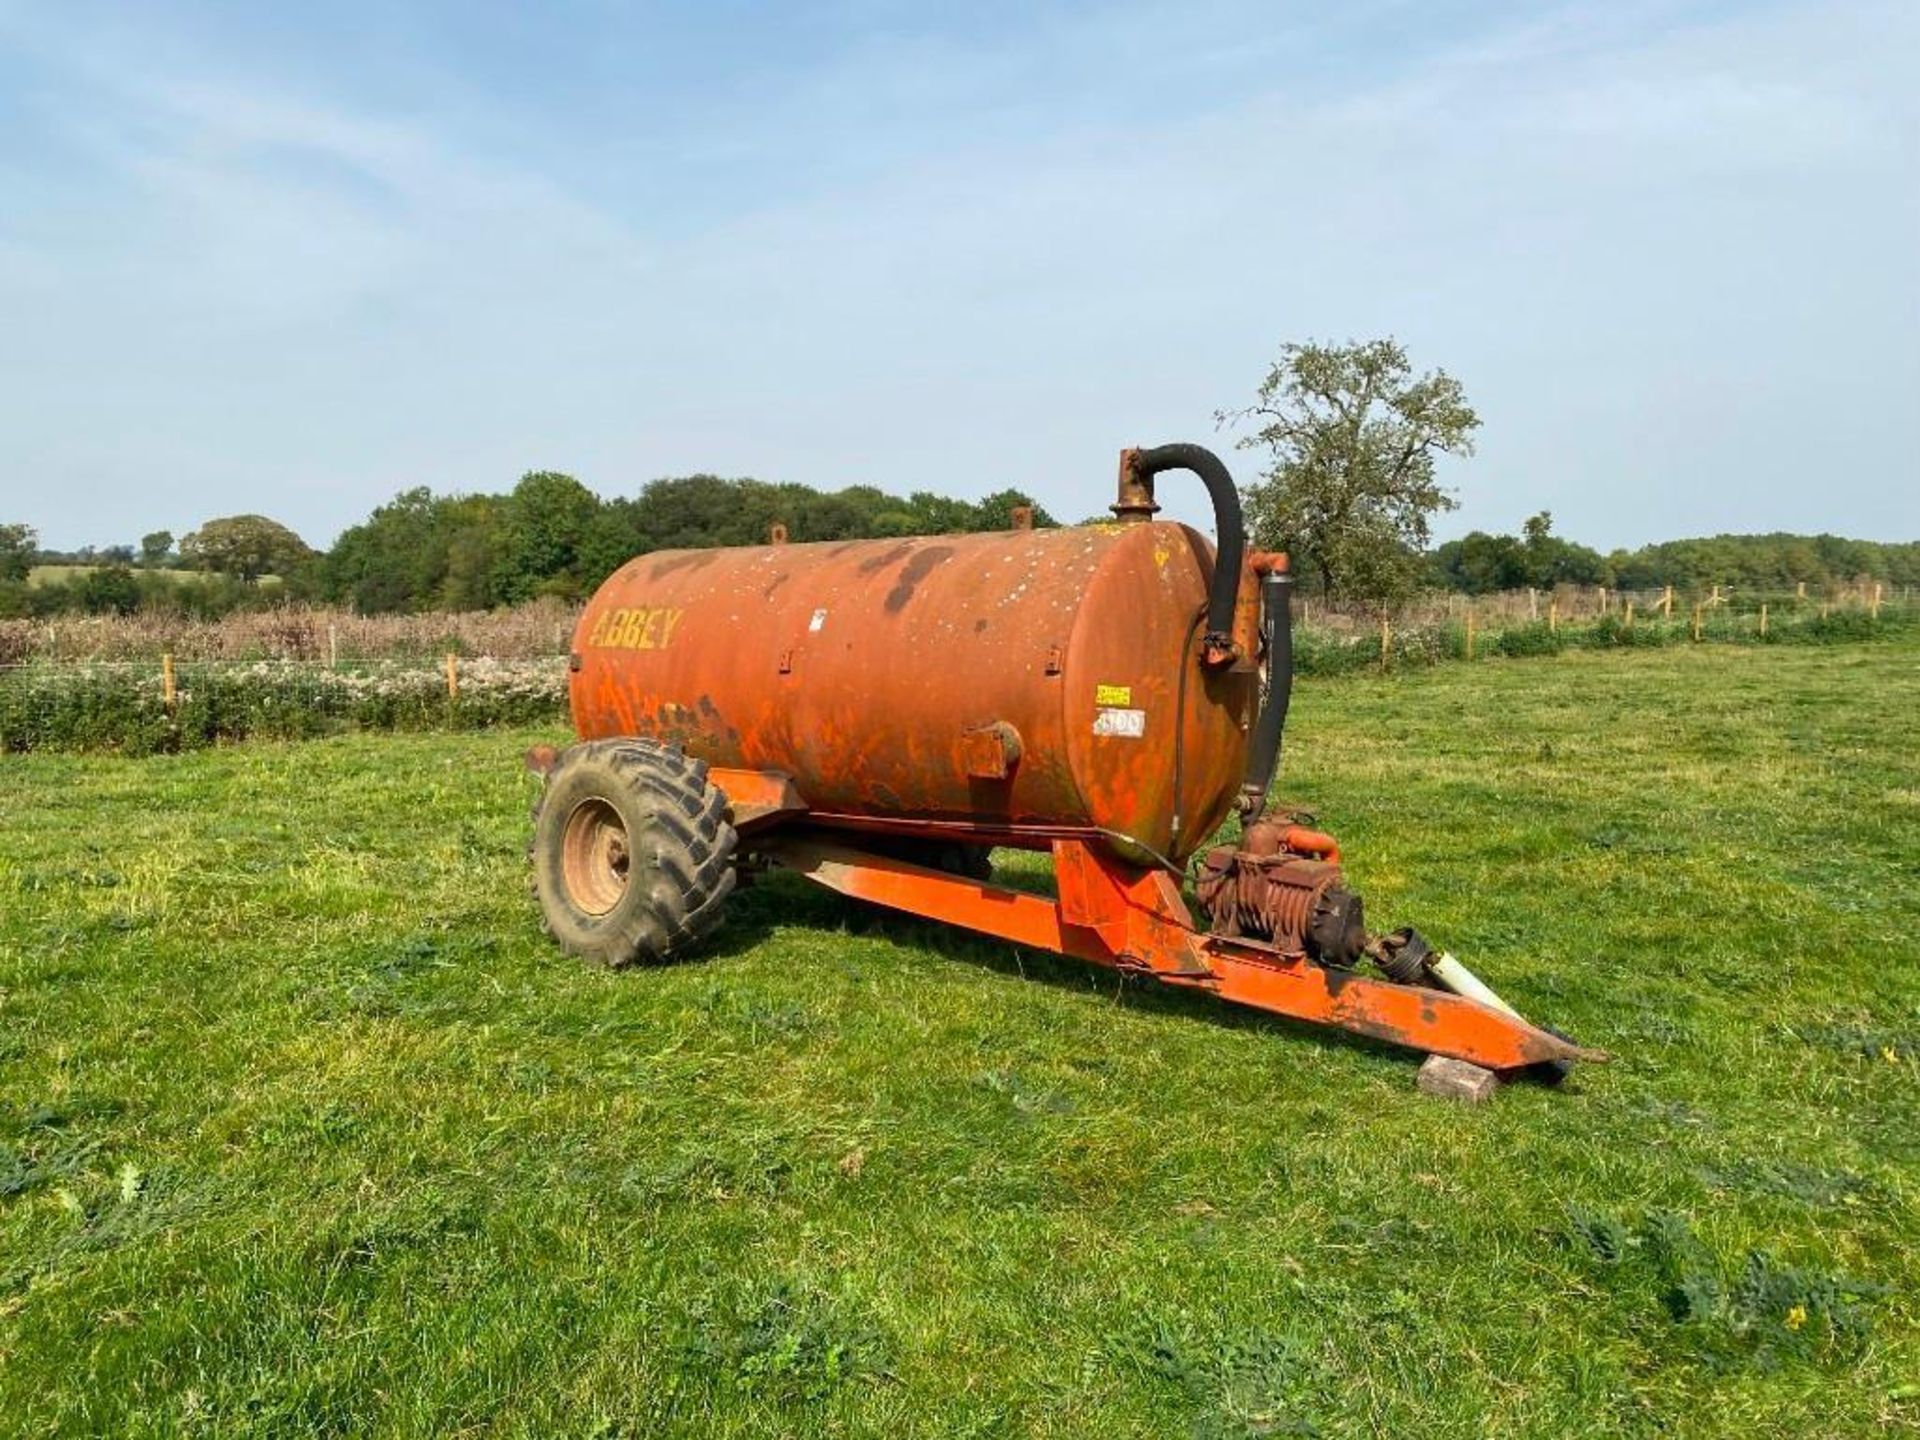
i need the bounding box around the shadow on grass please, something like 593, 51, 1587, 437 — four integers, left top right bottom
704, 862, 1450, 1078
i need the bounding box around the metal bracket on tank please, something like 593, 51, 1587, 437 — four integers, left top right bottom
708, 768, 809, 834
960, 723, 1022, 781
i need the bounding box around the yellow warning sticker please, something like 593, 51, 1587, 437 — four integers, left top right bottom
1094, 683, 1132, 706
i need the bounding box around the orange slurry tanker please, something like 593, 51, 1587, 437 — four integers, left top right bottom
528, 443, 1601, 1095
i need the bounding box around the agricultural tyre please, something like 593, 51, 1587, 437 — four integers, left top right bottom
532, 739, 737, 967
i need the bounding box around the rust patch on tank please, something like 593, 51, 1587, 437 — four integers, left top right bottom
650, 552, 720, 581
884, 546, 954, 614
569, 520, 1252, 864
855, 542, 915, 576
649, 696, 743, 755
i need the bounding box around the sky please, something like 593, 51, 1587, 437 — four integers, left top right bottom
1, 0, 1915, 553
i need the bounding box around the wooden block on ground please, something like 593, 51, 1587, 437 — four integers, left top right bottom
1417, 1054, 1500, 1103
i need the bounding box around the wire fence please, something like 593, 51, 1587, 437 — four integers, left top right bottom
2, 582, 1907, 669
1298, 579, 1906, 632
0, 656, 567, 756
2, 585, 1910, 754
0, 597, 580, 667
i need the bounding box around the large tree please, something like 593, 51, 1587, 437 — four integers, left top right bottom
322, 488, 505, 612
1220, 338, 1478, 604
0, 523, 35, 583
498, 471, 602, 603
180, 514, 315, 583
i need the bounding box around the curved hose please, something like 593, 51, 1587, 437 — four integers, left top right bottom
1127, 443, 1246, 653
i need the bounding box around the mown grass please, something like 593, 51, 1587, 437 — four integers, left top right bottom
1, 641, 1916, 1437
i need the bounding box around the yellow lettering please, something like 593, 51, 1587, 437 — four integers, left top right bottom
590, 603, 689, 649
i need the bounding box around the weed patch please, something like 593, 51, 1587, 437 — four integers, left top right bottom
1790, 1018, 1920, 1063
1112, 1316, 1322, 1438
683, 1279, 891, 1405
1569, 1206, 1887, 1369
1697, 1158, 1876, 1209
974, 1065, 1076, 1116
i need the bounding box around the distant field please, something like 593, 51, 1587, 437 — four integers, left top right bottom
1, 642, 1916, 1436
26, 565, 281, 587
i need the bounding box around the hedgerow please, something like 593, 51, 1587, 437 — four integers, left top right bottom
2, 610, 1910, 752
1292, 607, 1912, 676
0, 660, 565, 756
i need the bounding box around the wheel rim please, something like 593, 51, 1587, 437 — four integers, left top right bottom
561, 797, 630, 916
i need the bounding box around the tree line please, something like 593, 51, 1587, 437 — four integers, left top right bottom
1427, 516, 1920, 595
1222, 339, 1918, 603
6, 335, 1914, 619
0, 475, 1057, 619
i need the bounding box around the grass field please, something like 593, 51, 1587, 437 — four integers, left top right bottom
25, 566, 282, 588
2, 642, 1916, 1437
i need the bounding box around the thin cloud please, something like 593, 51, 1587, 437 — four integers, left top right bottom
0, 0, 1912, 549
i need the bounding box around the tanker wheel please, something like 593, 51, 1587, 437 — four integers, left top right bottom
531, 739, 737, 967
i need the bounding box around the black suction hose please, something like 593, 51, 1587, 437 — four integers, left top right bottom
1240, 567, 1293, 814
1124, 442, 1287, 817
1128, 443, 1245, 652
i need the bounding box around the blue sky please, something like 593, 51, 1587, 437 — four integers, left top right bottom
2, 0, 1914, 551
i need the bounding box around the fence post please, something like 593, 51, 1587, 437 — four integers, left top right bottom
1872, 583, 1883, 619
445, 653, 459, 699
162, 653, 176, 710
1692, 601, 1703, 642
1548, 598, 1558, 634
1380, 617, 1391, 670
1528, 587, 1538, 620
1796, 580, 1806, 602
1663, 585, 1674, 617
1759, 602, 1768, 638
328, 624, 338, 669
1464, 609, 1475, 661
1624, 599, 1634, 631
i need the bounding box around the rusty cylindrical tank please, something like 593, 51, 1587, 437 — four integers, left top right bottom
570, 459, 1263, 863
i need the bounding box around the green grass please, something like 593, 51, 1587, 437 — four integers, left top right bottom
2, 641, 1916, 1437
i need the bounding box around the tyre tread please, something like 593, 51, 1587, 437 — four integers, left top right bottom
530, 738, 739, 968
